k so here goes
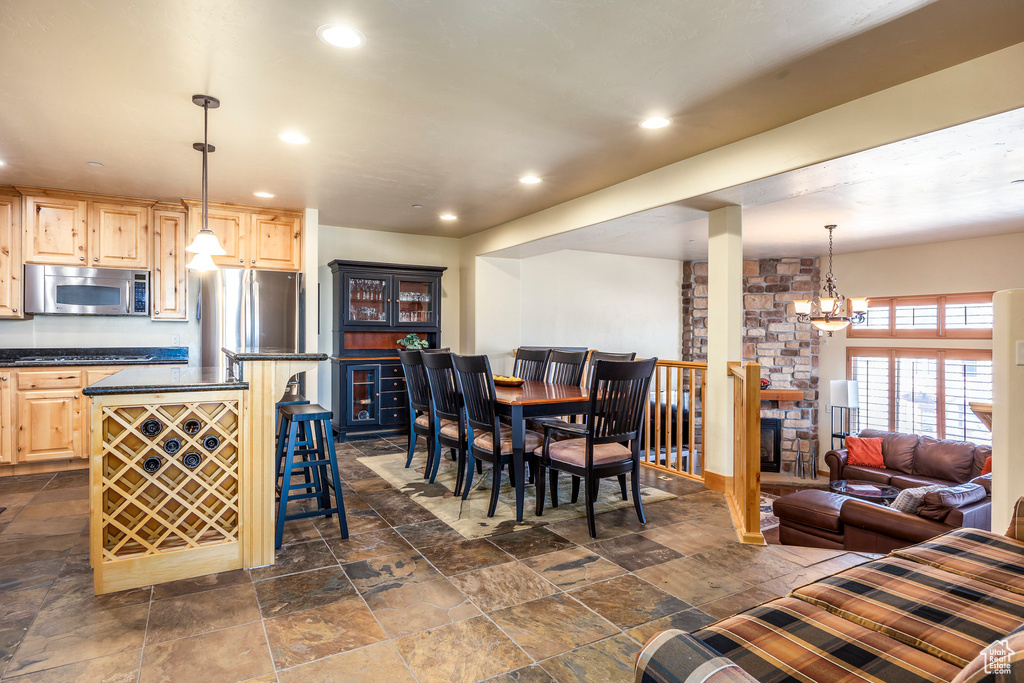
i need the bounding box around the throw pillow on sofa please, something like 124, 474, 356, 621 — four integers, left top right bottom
918, 482, 988, 522
982, 455, 992, 475
846, 436, 885, 468
890, 485, 944, 514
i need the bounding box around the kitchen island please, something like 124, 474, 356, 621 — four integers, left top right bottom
83, 350, 326, 595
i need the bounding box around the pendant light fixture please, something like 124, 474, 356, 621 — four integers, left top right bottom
794, 225, 868, 334
185, 94, 226, 271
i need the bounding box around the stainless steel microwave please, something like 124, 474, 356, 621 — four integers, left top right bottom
24, 264, 150, 316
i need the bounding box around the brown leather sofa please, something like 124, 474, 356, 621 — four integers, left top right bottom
774, 474, 992, 552
824, 428, 990, 488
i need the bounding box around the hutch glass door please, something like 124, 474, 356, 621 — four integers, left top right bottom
394, 276, 437, 327
345, 274, 390, 325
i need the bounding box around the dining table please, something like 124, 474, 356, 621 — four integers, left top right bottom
492, 380, 590, 522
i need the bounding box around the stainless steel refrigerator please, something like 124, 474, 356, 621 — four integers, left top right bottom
199, 269, 304, 371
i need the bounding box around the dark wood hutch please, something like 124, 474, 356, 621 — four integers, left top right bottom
328, 259, 446, 440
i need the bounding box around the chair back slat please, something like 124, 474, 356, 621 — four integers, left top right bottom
451, 354, 498, 433
513, 348, 550, 381
422, 352, 461, 422
588, 358, 657, 443
544, 349, 589, 386
397, 349, 430, 412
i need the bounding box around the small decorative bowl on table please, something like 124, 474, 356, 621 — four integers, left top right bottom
493, 375, 525, 387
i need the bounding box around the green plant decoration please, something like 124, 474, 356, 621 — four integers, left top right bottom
397, 333, 429, 350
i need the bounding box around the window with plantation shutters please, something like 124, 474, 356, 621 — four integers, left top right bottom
894, 355, 938, 437
849, 293, 992, 339
851, 354, 890, 432
944, 356, 992, 445
848, 348, 991, 444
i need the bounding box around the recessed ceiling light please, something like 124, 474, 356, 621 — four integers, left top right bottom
87, 161, 103, 167
439, 214, 457, 221
316, 24, 366, 49
412, 204, 423, 208
519, 175, 542, 184
0, 160, 6, 167
278, 131, 310, 145
639, 116, 672, 129
253, 191, 276, 198
1013, 179, 1024, 184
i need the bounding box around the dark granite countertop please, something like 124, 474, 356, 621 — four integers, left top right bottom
0, 346, 188, 368
83, 367, 246, 396
221, 347, 328, 362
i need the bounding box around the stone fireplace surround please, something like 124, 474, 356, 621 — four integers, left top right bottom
681, 257, 821, 471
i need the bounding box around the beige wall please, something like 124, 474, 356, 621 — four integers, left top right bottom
316, 224, 462, 409
519, 251, 682, 364
817, 230, 1024, 459
472, 256, 522, 376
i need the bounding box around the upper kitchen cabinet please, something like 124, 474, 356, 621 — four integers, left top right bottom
19, 188, 154, 269
23, 194, 87, 265
90, 202, 149, 268
184, 201, 302, 271
152, 205, 187, 320
250, 212, 302, 271
0, 190, 23, 319
183, 200, 247, 267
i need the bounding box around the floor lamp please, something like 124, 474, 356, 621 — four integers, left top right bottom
830, 380, 860, 450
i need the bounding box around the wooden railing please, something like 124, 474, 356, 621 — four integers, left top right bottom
641, 360, 707, 481
729, 361, 764, 544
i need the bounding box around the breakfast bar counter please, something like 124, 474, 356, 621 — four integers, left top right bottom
83, 350, 326, 595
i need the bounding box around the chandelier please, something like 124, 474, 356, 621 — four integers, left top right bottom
185, 94, 227, 271
794, 225, 868, 333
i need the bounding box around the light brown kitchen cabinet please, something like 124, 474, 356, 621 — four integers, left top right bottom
0, 372, 12, 465
184, 200, 247, 268
0, 193, 22, 318
184, 200, 302, 272
16, 388, 84, 463
23, 195, 88, 265
90, 202, 149, 268
250, 213, 302, 271
152, 206, 188, 320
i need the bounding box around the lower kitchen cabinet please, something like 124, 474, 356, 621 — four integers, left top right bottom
16, 388, 83, 463
0, 372, 11, 464
331, 358, 408, 439
0, 364, 144, 475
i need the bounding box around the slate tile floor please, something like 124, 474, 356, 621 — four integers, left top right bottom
0, 437, 874, 682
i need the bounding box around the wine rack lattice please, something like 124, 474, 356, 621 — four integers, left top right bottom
99, 400, 240, 562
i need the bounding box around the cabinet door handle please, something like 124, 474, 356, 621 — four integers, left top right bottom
11, 308, 15, 313
239, 258, 244, 263
1, 376, 6, 381
79, 256, 85, 261
73, 395, 79, 399
93, 257, 99, 262
251, 259, 255, 264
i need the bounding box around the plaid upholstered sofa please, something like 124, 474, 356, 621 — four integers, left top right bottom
634, 498, 1024, 683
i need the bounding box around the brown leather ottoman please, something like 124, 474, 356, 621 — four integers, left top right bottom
773, 489, 847, 549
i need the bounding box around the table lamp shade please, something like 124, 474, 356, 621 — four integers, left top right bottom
831, 380, 860, 409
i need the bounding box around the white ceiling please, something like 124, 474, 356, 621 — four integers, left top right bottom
492, 106, 1024, 260
1, 0, 1023, 237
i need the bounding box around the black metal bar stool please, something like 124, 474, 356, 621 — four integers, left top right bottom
274, 403, 348, 549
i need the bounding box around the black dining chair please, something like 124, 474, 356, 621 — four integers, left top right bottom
421, 351, 469, 490
584, 351, 637, 386
398, 349, 442, 475
527, 349, 591, 443
512, 348, 550, 381
534, 357, 657, 538
543, 349, 589, 386
452, 354, 544, 517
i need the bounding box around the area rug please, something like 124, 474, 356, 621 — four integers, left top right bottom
357, 452, 676, 540
760, 492, 780, 532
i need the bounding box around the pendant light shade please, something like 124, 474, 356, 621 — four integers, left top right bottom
186, 94, 226, 269
185, 252, 219, 272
